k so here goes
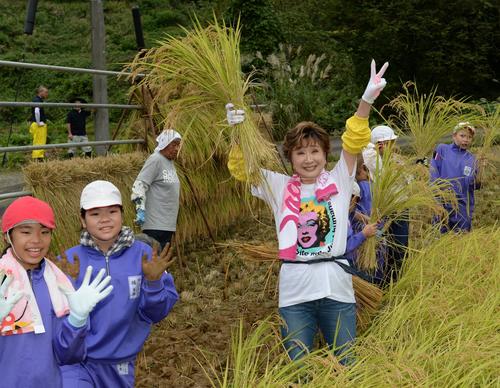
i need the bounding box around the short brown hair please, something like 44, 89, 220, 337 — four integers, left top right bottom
282, 121, 330, 162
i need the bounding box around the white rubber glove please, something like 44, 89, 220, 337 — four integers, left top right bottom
0, 269, 24, 322
38, 121, 45, 126
361, 59, 389, 104
59, 266, 113, 328
226, 103, 245, 126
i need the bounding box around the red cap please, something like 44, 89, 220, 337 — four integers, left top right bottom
1, 196, 56, 233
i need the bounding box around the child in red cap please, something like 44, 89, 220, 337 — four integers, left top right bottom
0, 196, 113, 387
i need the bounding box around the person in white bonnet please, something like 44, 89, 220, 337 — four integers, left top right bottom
131, 129, 182, 249
361, 125, 398, 179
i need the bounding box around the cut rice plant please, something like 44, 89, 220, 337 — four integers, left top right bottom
124, 16, 282, 184
384, 81, 481, 160
197, 316, 344, 387
358, 149, 456, 271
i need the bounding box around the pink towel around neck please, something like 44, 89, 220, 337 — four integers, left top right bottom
0, 249, 74, 336
278, 170, 338, 260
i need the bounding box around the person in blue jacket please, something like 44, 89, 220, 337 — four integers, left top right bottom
0, 196, 112, 387
345, 183, 384, 283
61, 180, 179, 388
430, 122, 484, 232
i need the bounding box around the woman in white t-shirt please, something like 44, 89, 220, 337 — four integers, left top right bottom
227, 60, 389, 364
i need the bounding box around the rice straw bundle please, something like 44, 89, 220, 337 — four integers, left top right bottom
358, 149, 456, 270
225, 242, 383, 328
125, 17, 282, 183
384, 81, 481, 160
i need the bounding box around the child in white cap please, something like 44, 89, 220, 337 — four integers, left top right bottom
61, 180, 179, 388
131, 129, 182, 250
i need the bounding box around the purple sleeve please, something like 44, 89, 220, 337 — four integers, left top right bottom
138, 272, 179, 324
357, 181, 372, 215
345, 225, 366, 254
430, 145, 443, 182
52, 316, 88, 365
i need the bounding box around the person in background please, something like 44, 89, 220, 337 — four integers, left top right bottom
131, 130, 182, 250
345, 182, 384, 284
0, 196, 112, 387
430, 122, 484, 233
228, 59, 389, 364
61, 180, 178, 388
67, 98, 92, 158
363, 124, 409, 284
29, 86, 49, 160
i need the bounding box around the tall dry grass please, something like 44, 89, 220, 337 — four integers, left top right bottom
384, 82, 482, 160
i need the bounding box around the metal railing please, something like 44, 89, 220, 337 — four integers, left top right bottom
0, 59, 143, 78
0, 139, 145, 153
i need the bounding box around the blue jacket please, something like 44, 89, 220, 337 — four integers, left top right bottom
0, 259, 87, 387
430, 143, 479, 231
64, 241, 178, 363
356, 179, 372, 216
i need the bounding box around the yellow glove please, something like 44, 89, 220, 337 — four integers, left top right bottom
227, 145, 248, 182
342, 115, 371, 154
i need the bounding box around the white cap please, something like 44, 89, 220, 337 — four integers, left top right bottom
352, 181, 361, 197
155, 129, 182, 152
453, 121, 475, 135
80, 180, 122, 210
371, 125, 398, 143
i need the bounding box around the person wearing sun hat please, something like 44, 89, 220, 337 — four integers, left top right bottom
430, 121, 483, 233
131, 129, 182, 250
0, 196, 113, 387
61, 180, 179, 387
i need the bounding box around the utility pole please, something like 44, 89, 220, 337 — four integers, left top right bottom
91, 0, 109, 155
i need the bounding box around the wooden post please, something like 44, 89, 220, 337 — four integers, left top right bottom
91, 0, 109, 156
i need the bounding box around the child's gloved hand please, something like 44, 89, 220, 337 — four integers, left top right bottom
361, 59, 389, 104
0, 270, 24, 322
142, 242, 176, 281
38, 121, 45, 127
226, 103, 245, 126
135, 209, 146, 226
59, 266, 113, 328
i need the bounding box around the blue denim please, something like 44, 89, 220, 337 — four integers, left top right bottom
279, 298, 356, 364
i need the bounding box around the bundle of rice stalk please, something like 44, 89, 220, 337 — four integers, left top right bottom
198, 316, 344, 387
226, 242, 383, 329
334, 227, 500, 387
125, 16, 282, 182
358, 149, 456, 271
384, 81, 481, 159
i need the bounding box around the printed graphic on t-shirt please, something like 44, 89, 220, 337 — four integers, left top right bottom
296, 195, 336, 257
128, 275, 142, 299
162, 169, 178, 183
116, 362, 129, 375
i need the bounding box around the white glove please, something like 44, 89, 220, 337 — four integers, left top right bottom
226, 103, 245, 126
38, 121, 45, 126
59, 266, 113, 328
0, 269, 25, 322
361, 59, 389, 104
